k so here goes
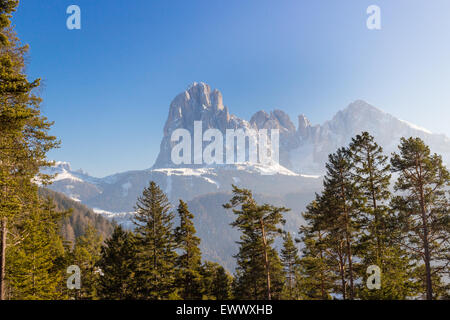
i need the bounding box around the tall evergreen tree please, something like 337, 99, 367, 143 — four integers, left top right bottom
349, 132, 391, 265
0, 0, 58, 299
97, 225, 138, 300
390, 137, 450, 300
224, 185, 288, 300
300, 194, 346, 299
349, 132, 416, 299
322, 148, 362, 299
132, 181, 178, 299
174, 200, 202, 300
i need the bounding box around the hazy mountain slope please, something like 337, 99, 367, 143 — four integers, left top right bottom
38, 188, 115, 244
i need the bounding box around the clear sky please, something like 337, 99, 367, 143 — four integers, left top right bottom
12, 0, 450, 177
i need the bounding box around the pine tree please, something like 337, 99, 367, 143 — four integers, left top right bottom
299, 195, 341, 300
280, 232, 301, 299
174, 200, 203, 300
0, 0, 58, 299
224, 185, 288, 300
132, 181, 178, 299
390, 137, 450, 300
322, 148, 362, 299
349, 132, 416, 299
97, 226, 138, 299
349, 132, 391, 264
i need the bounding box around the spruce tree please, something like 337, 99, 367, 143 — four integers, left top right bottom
224, 185, 288, 300
390, 137, 450, 300
97, 225, 138, 300
132, 181, 178, 299
174, 200, 203, 300
280, 232, 301, 299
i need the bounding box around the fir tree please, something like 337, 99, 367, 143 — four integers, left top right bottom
174, 200, 203, 300
390, 137, 450, 300
132, 181, 178, 299
97, 226, 138, 300
224, 185, 288, 300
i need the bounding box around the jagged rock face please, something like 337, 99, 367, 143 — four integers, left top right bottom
153, 83, 450, 174
249, 109, 300, 169
153, 82, 252, 168
154, 82, 302, 169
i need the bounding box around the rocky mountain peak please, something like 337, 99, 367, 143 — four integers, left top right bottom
53, 161, 72, 172
250, 109, 296, 133
297, 114, 311, 136
153, 83, 449, 173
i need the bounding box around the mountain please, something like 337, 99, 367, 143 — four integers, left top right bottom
288, 100, 450, 174
42, 82, 450, 270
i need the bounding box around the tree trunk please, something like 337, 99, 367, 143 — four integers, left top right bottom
260, 219, 271, 300
367, 150, 382, 265
318, 232, 326, 299
0, 217, 6, 300
339, 169, 354, 300
419, 182, 433, 300
338, 250, 346, 300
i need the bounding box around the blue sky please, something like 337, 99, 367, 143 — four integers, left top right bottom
13, 0, 450, 177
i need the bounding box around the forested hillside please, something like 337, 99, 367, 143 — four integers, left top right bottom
38, 188, 115, 244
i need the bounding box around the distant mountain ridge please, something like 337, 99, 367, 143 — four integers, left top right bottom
154, 83, 450, 174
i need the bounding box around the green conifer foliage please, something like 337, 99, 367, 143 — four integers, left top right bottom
72, 224, 103, 300
350, 132, 416, 299
391, 137, 450, 300
280, 232, 301, 299
97, 226, 138, 299
174, 200, 203, 300
132, 181, 178, 299
224, 185, 288, 300
0, 0, 58, 300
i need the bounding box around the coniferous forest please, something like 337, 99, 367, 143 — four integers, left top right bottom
0, 1, 449, 301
